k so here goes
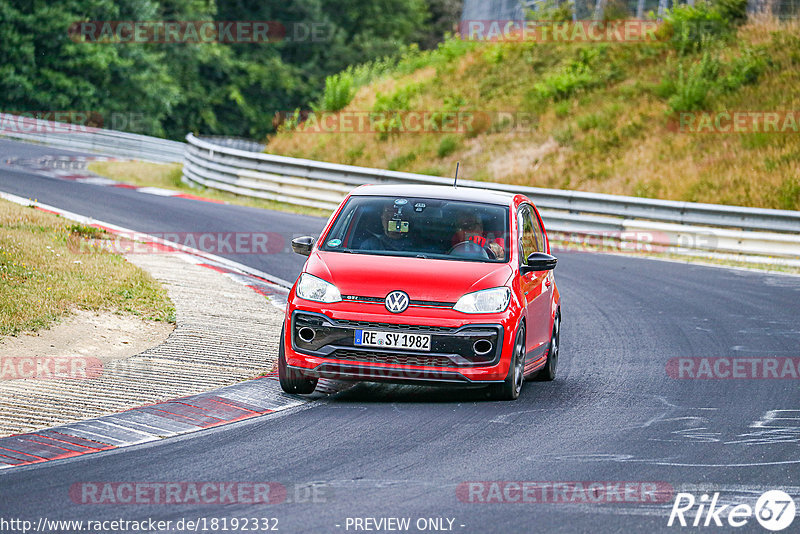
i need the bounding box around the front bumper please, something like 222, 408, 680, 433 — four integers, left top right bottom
286, 310, 511, 384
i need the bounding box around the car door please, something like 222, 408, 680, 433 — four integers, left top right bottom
517, 205, 552, 364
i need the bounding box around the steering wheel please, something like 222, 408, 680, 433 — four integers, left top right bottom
447, 240, 495, 259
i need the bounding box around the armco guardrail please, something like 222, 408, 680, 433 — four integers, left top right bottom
0, 113, 183, 163
3, 112, 795, 263
184, 134, 800, 265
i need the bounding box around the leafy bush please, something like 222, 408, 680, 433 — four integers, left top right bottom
602, 0, 634, 21
662, 44, 770, 114
483, 46, 506, 65
372, 83, 423, 139
534, 63, 596, 101
428, 93, 467, 131
526, 0, 574, 22
433, 35, 477, 66
333, 36, 476, 99
662, 0, 747, 55
712, 0, 749, 26
388, 151, 418, 170
554, 101, 571, 118
437, 135, 460, 158
277, 108, 302, 133
664, 2, 730, 55
313, 72, 355, 112
531, 47, 616, 102
373, 83, 421, 113
345, 142, 366, 164
577, 113, 602, 131
722, 46, 769, 91
776, 177, 800, 210
667, 52, 720, 112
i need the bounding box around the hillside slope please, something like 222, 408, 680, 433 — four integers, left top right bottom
266, 11, 800, 210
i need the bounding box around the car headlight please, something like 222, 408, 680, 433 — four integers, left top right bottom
453, 287, 511, 314
296, 273, 342, 303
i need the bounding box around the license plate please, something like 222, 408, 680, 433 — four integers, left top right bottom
354, 330, 431, 351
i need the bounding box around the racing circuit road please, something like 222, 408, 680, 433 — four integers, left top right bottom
1, 139, 799, 533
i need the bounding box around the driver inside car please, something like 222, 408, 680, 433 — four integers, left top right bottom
360, 203, 417, 252
452, 212, 505, 260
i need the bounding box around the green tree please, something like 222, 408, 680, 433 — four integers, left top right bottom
0, 0, 180, 136
0, 0, 448, 140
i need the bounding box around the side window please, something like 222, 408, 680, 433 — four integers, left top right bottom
530, 206, 545, 253
518, 206, 538, 265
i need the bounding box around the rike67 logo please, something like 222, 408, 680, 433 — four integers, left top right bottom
668, 490, 796, 531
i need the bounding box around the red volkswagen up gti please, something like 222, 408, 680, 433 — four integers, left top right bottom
279, 184, 561, 400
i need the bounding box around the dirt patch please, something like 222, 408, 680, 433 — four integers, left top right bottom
489, 138, 560, 181
0, 309, 173, 363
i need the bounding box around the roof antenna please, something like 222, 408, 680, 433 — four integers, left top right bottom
453, 161, 460, 188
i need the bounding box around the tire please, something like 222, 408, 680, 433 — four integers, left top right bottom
278, 326, 318, 394
534, 311, 560, 382
489, 325, 526, 401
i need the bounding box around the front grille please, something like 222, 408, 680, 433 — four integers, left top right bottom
332, 349, 454, 367
342, 295, 454, 308
331, 319, 455, 334
292, 312, 502, 367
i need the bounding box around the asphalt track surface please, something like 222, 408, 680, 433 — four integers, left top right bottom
1, 139, 799, 533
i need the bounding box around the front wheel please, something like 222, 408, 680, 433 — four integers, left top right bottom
278, 326, 318, 394
489, 325, 525, 401
534, 311, 560, 382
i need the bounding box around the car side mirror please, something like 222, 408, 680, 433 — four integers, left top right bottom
521, 252, 557, 273
292, 236, 315, 256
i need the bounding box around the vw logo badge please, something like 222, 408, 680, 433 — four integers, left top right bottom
385, 291, 410, 313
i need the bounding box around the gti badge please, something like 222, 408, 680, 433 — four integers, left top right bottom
385, 291, 410, 313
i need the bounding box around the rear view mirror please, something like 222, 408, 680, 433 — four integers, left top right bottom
522, 252, 557, 273
292, 236, 315, 256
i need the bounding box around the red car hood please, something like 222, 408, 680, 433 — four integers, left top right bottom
305, 251, 513, 302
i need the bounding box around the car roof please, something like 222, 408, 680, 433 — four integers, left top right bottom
350, 184, 518, 206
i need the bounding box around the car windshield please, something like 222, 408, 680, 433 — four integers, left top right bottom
320, 196, 510, 263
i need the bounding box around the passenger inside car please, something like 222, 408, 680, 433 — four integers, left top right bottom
451, 211, 505, 260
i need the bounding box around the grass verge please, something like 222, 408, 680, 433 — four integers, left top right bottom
0, 199, 175, 336
87, 160, 330, 218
